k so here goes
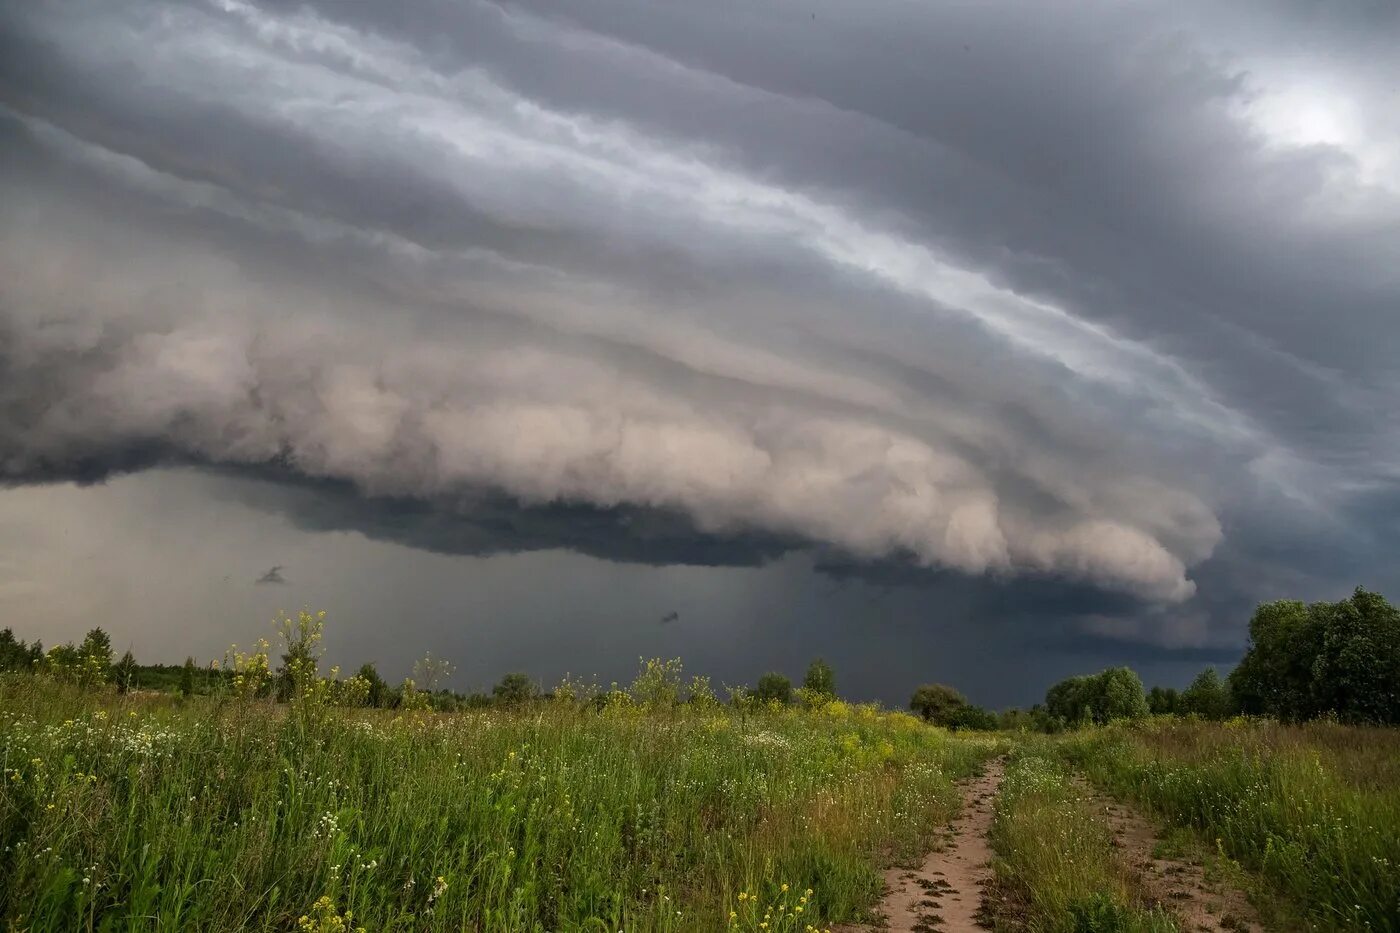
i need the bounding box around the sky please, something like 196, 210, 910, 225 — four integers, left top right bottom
1, 0, 1397, 708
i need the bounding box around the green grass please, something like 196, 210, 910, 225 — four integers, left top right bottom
1061, 719, 1400, 932
0, 677, 993, 932
986, 747, 1177, 933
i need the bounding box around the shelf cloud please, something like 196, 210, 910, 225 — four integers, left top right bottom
2, 0, 1397, 660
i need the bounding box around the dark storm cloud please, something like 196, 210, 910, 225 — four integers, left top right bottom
1, 0, 1397, 658
214, 467, 801, 570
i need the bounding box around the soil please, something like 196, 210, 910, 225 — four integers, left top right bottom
1088, 793, 1264, 933
837, 758, 1005, 932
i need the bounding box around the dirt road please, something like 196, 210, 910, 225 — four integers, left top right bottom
840, 758, 1004, 932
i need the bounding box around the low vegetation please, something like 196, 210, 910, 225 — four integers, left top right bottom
988, 747, 1176, 932
1062, 719, 1400, 930
0, 622, 993, 932
1, 586, 1396, 930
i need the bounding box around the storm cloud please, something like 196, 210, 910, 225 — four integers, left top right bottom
1, 0, 1397, 692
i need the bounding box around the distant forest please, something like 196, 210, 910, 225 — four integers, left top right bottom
4, 586, 1397, 727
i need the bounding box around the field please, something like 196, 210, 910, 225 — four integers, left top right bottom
0, 678, 994, 932
2, 678, 1397, 932
1061, 720, 1400, 931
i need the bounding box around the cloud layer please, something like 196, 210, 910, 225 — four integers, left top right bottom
2, 0, 1397, 617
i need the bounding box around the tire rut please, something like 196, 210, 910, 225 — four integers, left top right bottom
839, 757, 1004, 933
1086, 791, 1264, 933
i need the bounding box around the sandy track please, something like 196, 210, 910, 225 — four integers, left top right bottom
1088, 793, 1263, 933
839, 758, 1004, 933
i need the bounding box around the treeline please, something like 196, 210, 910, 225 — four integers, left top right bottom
6, 587, 1397, 726
0, 615, 846, 715
972, 586, 1398, 731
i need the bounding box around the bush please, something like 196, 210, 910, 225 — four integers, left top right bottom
753, 672, 792, 705
909, 683, 963, 723
492, 672, 537, 706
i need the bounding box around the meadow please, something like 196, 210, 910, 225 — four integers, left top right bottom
3, 610, 1399, 932
0, 677, 994, 932
1060, 720, 1400, 931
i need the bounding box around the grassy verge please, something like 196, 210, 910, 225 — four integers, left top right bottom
0, 679, 993, 932
1060, 719, 1400, 932
987, 748, 1177, 933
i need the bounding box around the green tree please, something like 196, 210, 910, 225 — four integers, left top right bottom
753, 672, 792, 705
180, 657, 196, 697
945, 704, 999, 731
356, 662, 387, 707
1044, 675, 1090, 724
1045, 668, 1148, 725
909, 683, 967, 725
114, 650, 138, 694
0, 628, 30, 672
1099, 667, 1150, 721
492, 672, 537, 706
1180, 667, 1232, 720
801, 658, 836, 698
77, 627, 113, 687
1146, 686, 1180, 715
1230, 588, 1400, 724
1228, 599, 1316, 719
46, 643, 81, 681
1310, 588, 1400, 724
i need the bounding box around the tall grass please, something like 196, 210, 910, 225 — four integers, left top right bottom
1062, 720, 1400, 932
0, 678, 991, 932
988, 748, 1178, 933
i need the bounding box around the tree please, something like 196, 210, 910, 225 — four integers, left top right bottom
356, 662, 387, 707
909, 683, 967, 725
1099, 667, 1150, 722
114, 650, 138, 694
46, 643, 81, 681
1146, 686, 1180, 715
1230, 588, 1400, 724
492, 672, 537, 706
998, 707, 1035, 731
0, 628, 30, 672
0, 629, 43, 673
1179, 668, 1232, 720
1309, 588, 1400, 724
945, 704, 999, 731
1044, 668, 1148, 726
77, 628, 113, 687
753, 672, 792, 705
180, 657, 197, 697
801, 658, 836, 698
1228, 599, 1315, 719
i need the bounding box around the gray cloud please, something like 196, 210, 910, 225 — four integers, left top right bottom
1, 0, 1397, 660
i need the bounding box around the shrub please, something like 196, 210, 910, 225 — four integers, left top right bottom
754, 672, 793, 705
909, 683, 966, 725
